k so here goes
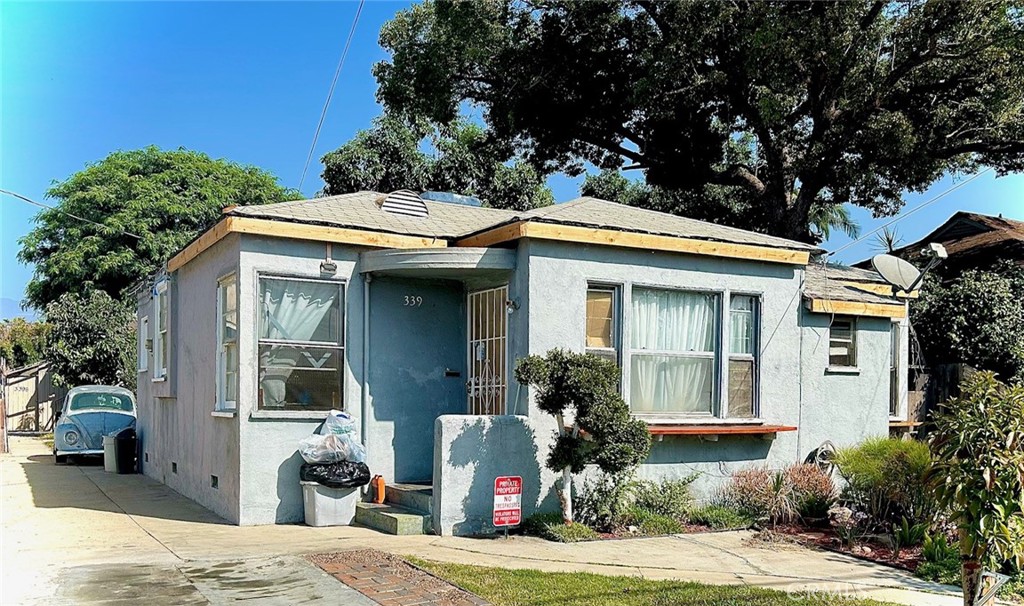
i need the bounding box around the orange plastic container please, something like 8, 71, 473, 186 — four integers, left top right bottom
372, 475, 386, 504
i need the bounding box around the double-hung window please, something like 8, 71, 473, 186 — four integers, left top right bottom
829, 316, 857, 367
258, 276, 344, 410
137, 317, 149, 373
629, 288, 718, 414
217, 275, 238, 411
585, 286, 619, 366
728, 296, 758, 418
153, 281, 169, 380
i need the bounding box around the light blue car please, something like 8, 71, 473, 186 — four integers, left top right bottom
53, 385, 136, 464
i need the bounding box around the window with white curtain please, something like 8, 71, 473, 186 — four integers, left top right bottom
728, 295, 758, 418
217, 275, 238, 411
258, 276, 344, 410
153, 281, 169, 380
629, 288, 718, 414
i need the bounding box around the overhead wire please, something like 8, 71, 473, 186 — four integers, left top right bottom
0, 188, 142, 239
297, 0, 366, 193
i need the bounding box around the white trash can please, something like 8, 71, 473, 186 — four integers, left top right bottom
300, 481, 359, 527
102, 435, 117, 472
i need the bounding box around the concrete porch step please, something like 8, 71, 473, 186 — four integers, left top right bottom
355, 502, 433, 535
384, 483, 432, 514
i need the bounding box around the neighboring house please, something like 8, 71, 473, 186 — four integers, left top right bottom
1, 361, 66, 434
135, 192, 908, 535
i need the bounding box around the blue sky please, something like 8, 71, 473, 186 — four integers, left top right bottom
2, 1, 1022, 319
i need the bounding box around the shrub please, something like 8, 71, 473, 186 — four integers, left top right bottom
621, 507, 684, 535
834, 437, 934, 528
720, 466, 804, 526
687, 505, 754, 530
575, 473, 633, 532
785, 464, 837, 520
631, 476, 697, 519
891, 517, 928, 552
522, 512, 599, 543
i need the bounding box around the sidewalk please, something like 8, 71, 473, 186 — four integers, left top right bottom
2, 436, 962, 605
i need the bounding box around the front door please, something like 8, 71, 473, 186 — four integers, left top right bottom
467, 285, 508, 415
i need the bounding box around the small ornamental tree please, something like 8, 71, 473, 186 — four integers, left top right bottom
927, 372, 1024, 606
515, 349, 651, 524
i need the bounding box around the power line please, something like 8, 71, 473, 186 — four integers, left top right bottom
298, 0, 366, 193
826, 168, 993, 258
0, 188, 142, 239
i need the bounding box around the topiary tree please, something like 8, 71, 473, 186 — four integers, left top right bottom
515, 349, 651, 524
927, 372, 1024, 606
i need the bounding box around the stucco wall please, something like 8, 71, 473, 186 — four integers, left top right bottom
136, 234, 242, 523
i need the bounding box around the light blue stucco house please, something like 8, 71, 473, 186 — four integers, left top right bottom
135, 191, 910, 535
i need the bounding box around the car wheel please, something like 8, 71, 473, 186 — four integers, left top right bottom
54, 453, 68, 465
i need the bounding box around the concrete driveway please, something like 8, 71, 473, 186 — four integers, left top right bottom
2, 437, 961, 605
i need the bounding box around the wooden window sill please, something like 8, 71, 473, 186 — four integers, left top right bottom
646, 424, 797, 436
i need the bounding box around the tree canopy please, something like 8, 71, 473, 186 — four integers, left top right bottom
0, 318, 49, 369
44, 291, 136, 389
18, 147, 299, 309
320, 114, 553, 211
911, 263, 1024, 380
375, 0, 1024, 242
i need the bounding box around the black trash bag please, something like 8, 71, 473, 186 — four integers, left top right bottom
300, 461, 371, 489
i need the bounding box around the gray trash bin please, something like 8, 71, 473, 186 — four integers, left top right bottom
300, 481, 358, 526
103, 435, 117, 472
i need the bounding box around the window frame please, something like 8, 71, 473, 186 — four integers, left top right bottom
256, 274, 346, 411
625, 284, 722, 418
137, 316, 149, 373
828, 316, 858, 369
153, 280, 169, 381
216, 273, 238, 412
725, 293, 761, 419
584, 283, 621, 368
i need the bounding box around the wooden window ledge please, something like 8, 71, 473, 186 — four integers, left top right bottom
647, 424, 797, 436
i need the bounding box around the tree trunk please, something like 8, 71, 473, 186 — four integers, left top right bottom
561, 466, 574, 525
961, 559, 983, 606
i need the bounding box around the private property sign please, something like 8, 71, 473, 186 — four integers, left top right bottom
493, 476, 522, 527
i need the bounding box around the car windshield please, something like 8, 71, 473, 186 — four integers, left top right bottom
69, 392, 134, 412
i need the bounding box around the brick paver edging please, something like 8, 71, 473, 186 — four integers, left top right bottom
309, 549, 491, 606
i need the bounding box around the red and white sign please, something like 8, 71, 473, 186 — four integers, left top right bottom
493, 475, 522, 527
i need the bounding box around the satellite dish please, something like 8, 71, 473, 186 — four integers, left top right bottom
871, 254, 921, 292
379, 190, 429, 218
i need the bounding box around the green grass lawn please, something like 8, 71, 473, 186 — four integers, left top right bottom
410, 559, 899, 606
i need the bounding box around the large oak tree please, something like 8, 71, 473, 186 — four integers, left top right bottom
374, 0, 1024, 242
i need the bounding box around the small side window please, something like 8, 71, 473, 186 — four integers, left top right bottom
138, 317, 149, 372
585, 285, 619, 366
153, 281, 170, 380
829, 316, 857, 368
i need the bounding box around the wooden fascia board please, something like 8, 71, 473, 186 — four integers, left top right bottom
167, 216, 447, 273
456, 220, 811, 265
804, 297, 907, 319
839, 280, 919, 299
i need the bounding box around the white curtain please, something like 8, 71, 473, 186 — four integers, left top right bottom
630, 289, 715, 413
259, 279, 340, 407
729, 296, 754, 354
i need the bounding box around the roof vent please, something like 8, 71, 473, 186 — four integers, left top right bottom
380, 190, 429, 218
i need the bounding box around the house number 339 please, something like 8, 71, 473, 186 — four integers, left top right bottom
404, 295, 423, 307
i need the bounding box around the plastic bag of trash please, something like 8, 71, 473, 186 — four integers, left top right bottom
298, 433, 366, 464
300, 461, 371, 489
319, 409, 358, 436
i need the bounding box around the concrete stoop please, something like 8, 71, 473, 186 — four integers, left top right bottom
354, 483, 433, 535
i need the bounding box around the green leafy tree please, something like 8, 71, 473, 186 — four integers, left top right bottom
927, 372, 1024, 605
515, 349, 651, 524
375, 0, 1024, 241
0, 318, 49, 368
911, 263, 1024, 380
18, 146, 299, 310
44, 291, 136, 389
320, 114, 554, 211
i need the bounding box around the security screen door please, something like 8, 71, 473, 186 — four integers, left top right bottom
467, 285, 508, 415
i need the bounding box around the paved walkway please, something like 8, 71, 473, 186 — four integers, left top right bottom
2, 437, 962, 605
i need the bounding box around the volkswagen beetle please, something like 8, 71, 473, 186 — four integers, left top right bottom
53, 385, 136, 464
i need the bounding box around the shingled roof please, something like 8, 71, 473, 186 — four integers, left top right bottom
229, 191, 819, 253
804, 263, 899, 305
